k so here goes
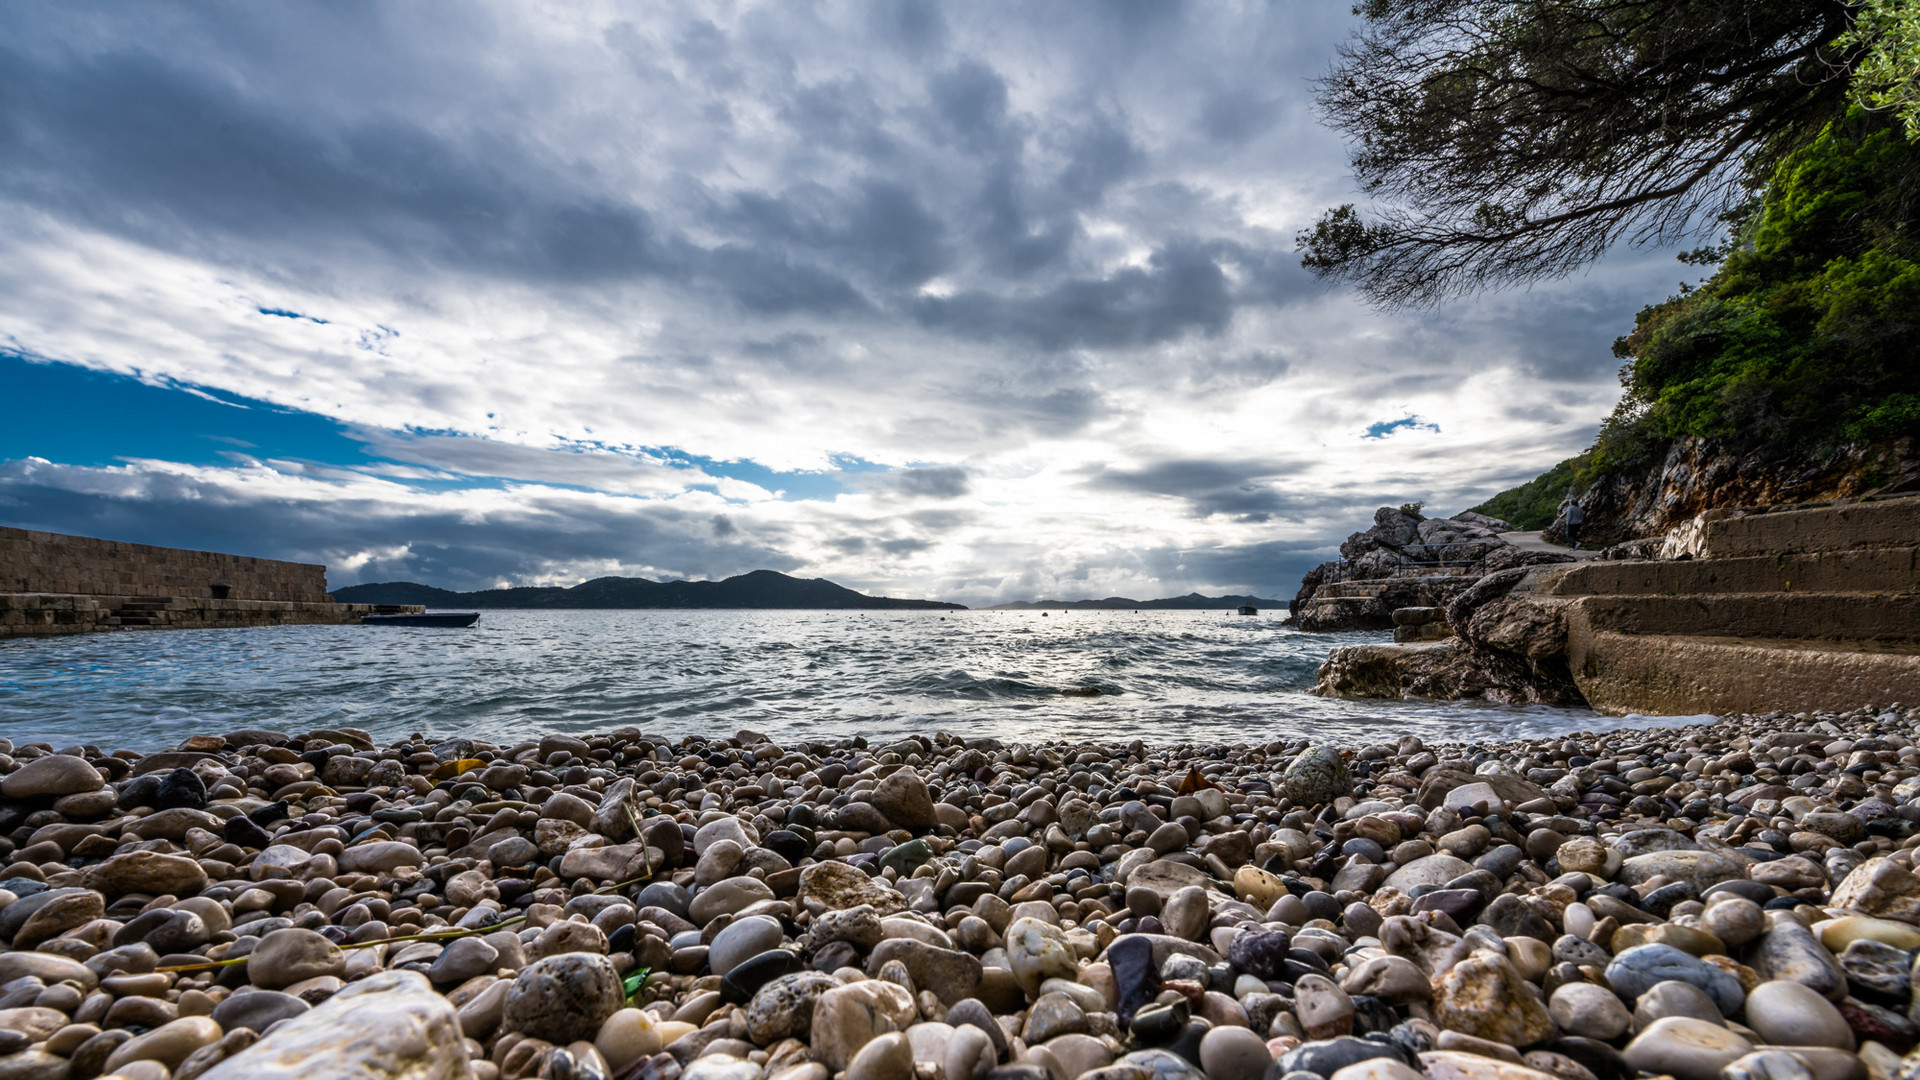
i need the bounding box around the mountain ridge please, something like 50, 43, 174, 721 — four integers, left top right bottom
330, 569, 964, 610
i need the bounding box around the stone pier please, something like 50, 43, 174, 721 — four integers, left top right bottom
0, 526, 420, 637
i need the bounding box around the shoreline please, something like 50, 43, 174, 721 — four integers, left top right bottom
1, 704, 1917, 1079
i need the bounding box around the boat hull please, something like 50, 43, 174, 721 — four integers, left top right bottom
360, 612, 480, 628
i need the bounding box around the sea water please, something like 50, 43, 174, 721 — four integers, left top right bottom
0, 609, 1685, 749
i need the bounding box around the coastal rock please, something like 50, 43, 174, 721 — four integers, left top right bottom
1005, 917, 1078, 996
710, 916, 785, 977
810, 980, 916, 1070
746, 972, 839, 1045
1431, 953, 1555, 1046
1382, 854, 1474, 892
866, 939, 982, 1005
1829, 858, 1920, 924
1197, 1026, 1273, 1080
102, 1016, 222, 1074
199, 970, 469, 1080
1616, 850, 1749, 892
212, 991, 310, 1034
798, 862, 905, 915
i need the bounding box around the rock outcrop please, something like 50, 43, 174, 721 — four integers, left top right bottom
1290, 507, 1570, 632
1318, 494, 1920, 715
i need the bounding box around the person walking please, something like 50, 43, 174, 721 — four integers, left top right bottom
1564, 499, 1584, 550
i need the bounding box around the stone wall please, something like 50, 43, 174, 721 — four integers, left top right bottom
0, 594, 409, 638
0, 526, 329, 602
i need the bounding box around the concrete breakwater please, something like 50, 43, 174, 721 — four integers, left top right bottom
0, 526, 418, 637
1312, 496, 1920, 717
2, 709, 1920, 1079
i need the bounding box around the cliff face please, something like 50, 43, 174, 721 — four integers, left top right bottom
1548, 435, 1918, 546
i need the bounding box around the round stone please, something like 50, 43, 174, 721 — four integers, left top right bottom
1633, 979, 1724, 1032
1293, 973, 1355, 1040
502, 953, 623, 1044
101, 1016, 222, 1074
1282, 746, 1351, 807
1005, 918, 1077, 996
247, 928, 345, 990
745, 971, 840, 1045
1740, 980, 1854, 1049
596, 1008, 664, 1074
846, 1030, 914, 1080
1, 754, 104, 798
1199, 1025, 1273, 1080
709, 915, 785, 977
1549, 981, 1631, 1041
1622, 1016, 1753, 1080
1701, 898, 1767, 948
211, 991, 309, 1034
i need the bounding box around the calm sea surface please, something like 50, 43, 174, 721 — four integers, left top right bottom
0, 609, 1691, 750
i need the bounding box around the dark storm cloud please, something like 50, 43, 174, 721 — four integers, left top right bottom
915, 242, 1234, 350
888, 466, 971, 498
1081, 458, 1338, 523
0, 3, 1353, 348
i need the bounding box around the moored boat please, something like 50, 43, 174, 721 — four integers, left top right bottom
360, 612, 480, 627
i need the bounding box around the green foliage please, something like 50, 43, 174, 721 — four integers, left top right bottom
1839, 0, 1920, 139
1609, 109, 1920, 454
1398, 501, 1425, 520
1479, 108, 1919, 514
1469, 457, 1586, 531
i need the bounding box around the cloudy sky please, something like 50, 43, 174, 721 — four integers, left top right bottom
0, 1, 1681, 605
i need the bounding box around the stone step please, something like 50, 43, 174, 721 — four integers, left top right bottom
1570, 631, 1920, 716
1697, 495, 1920, 558
1551, 547, 1920, 599
1571, 592, 1920, 643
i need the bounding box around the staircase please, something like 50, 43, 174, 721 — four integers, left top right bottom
1550, 496, 1920, 715
108, 596, 176, 628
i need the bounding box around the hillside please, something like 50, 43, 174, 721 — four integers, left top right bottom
987, 593, 1283, 611
1470, 109, 1920, 543
330, 569, 965, 610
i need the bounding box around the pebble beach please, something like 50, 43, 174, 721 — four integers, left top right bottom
3, 705, 1920, 1080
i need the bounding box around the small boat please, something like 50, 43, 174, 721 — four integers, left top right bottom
360, 612, 480, 628
1238, 604, 1258, 615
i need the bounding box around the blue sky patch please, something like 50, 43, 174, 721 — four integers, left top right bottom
0, 350, 368, 467
257, 306, 330, 324
1362, 414, 1441, 439
0, 352, 853, 502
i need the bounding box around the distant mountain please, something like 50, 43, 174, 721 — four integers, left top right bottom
987, 592, 1284, 611
331, 569, 965, 610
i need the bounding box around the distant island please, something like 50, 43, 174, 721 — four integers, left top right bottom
987, 592, 1283, 611
331, 569, 965, 610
